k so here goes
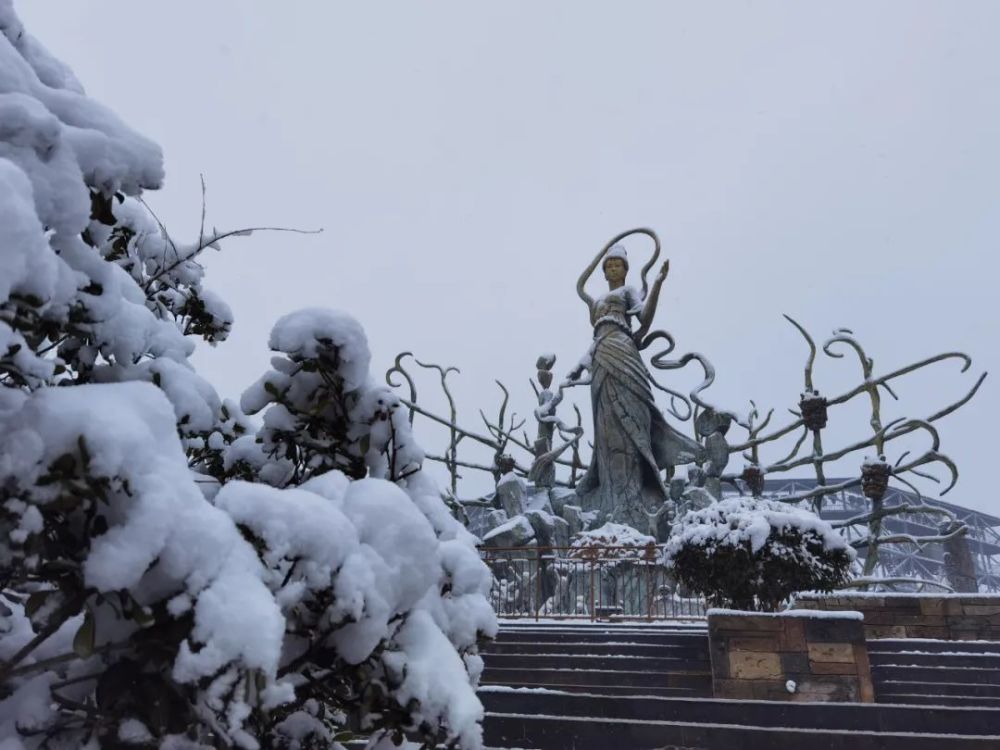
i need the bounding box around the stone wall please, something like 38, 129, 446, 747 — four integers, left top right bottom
795, 593, 1000, 640
708, 610, 874, 703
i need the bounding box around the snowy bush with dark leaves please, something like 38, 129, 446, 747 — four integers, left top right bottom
0, 3, 494, 748
664, 497, 855, 611
228, 308, 496, 749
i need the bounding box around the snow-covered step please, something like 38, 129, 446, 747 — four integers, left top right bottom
870, 638, 1000, 708
480, 688, 1000, 737
869, 651, 1000, 669
484, 683, 705, 698
484, 640, 709, 659
494, 632, 708, 647
496, 620, 706, 632
483, 652, 710, 672
483, 711, 1000, 750
870, 638, 1000, 655
872, 664, 1000, 685
482, 666, 711, 690
876, 679, 1000, 698
496, 628, 708, 643
876, 693, 1000, 709
483, 622, 713, 701
342, 743, 538, 750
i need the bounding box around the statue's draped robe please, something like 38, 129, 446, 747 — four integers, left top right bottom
576, 287, 703, 532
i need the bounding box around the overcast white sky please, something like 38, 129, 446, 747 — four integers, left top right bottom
23, 2, 998, 513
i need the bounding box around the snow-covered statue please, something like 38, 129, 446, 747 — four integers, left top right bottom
574, 229, 704, 531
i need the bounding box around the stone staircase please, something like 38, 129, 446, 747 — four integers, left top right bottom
479, 621, 1000, 749
480, 620, 712, 698
871, 638, 1000, 708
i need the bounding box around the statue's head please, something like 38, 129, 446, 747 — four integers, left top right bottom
602, 244, 628, 283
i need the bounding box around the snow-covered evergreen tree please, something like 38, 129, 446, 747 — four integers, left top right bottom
0, 3, 495, 748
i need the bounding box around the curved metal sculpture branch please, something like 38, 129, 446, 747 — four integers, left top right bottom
783, 314, 817, 392
385, 352, 419, 425
385, 352, 482, 492
826, 351, 975, 408
479, 380, 524, 469
747, 415, 951, 480
528, 367, 588, 484
727, 416, 806, 454
850, 524, 966, 552
728, 352, 985, 454
783, 315, 830, 509
739, 401, 774, 465
410, 357, 461, 493
751, 426, 809, 468
894, 449, 960, 495
824, 330, 884, 454
926, 371, 988, 421
649, 350, 732, 426
764, 476, 863, 506
833, 501, 958, 531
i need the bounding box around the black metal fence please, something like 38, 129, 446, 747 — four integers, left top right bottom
481, 546, 705, 621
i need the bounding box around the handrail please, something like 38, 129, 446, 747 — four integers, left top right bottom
480, 545, 705, 621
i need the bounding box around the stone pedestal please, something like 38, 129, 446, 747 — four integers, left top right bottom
708, 609, 874, 703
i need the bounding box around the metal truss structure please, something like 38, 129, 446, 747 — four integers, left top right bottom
750, 478, 1000, 592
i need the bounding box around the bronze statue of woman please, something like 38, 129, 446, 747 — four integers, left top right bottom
574, 228, 704, 532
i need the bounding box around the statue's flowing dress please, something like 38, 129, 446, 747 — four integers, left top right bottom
576, 286, 703, 531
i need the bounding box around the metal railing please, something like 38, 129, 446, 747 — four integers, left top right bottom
481, 545, 705, 621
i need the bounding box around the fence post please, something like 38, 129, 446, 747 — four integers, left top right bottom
535, 546, 541, 622
589, 558, 596, 622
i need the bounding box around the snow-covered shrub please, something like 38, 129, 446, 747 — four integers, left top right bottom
0, 384, 288, 747
0, 0, 246, 487
0, 3, 494, 747
664, 497, 855, 611
227, 308, 496, 747
0, 3, 287, 744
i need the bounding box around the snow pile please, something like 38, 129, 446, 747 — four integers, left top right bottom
569, 522, 658, 562
572, 522, 656, 548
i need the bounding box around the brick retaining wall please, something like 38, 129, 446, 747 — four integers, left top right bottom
795, 593, 1000, 640
708, 609, 874, 702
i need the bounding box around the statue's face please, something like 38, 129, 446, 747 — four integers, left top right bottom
603, 258, 627, 283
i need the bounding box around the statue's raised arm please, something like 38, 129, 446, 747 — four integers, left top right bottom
634, 258, 670, 344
